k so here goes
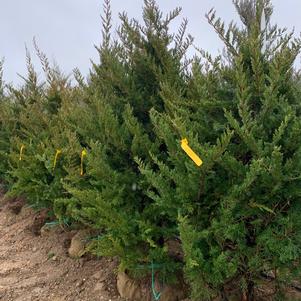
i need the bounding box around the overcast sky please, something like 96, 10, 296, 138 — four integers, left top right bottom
1, 0, 301, 85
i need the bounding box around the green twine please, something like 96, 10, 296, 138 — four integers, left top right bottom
24, 203, 45, 210
44, 221, 59, 227
134, 263, 163, 270
44, 218, 70, 227
133, 262, 163, 300
24, 204, 36, 209
86, 234, 103, 242
151, 261, 161, 301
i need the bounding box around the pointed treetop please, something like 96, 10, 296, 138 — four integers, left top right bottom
0, 58, 4, 97
233, 0, 273, 30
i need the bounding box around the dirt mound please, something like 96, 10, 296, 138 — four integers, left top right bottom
0, 198, 123, 301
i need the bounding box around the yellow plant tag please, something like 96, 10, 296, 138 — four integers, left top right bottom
181, 138, 203, 167
80, 149, 87, 176
19, 145, 25, 161
53, 149, 62, 170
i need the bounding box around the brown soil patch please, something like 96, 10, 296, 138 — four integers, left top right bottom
0, 197, 124, 301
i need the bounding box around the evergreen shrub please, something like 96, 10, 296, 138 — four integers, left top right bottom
1, 1, 301, 300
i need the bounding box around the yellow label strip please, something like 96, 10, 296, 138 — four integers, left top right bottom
181, 138, 203, 167
19, 145, 25, 161
53, 149, 62, 171
80, 149, 87, 176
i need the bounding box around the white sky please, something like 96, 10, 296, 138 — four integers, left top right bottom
1, 0, 300, 85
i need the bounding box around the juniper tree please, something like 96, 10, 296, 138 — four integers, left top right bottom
2, 0, 301, 299
0, 59, 8, 179
54, 0, 193, 276
0, 60, 11, 184
138, 0, 301, 300
7, 50, 81, 211
0, 60, 21, 187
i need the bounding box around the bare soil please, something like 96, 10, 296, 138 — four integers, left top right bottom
0, 196, 124, 301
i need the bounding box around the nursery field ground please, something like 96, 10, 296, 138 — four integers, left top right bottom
0, 196, 123, 301
2, 193, 301, 301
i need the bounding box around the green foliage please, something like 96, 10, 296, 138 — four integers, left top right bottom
0, 60, 19, 186
6, 51, 81, 210
1, 1, 301, 300
137, 0, 301, 299
54, 0, 193, 275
